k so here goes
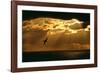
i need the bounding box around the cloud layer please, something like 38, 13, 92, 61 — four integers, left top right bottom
22, 17, 90, 52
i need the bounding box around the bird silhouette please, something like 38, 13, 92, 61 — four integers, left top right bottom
43, 37, 48, 46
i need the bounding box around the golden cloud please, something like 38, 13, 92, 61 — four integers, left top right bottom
22, 17, 90, 52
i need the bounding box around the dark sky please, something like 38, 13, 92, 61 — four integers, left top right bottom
22, 10, 90, 28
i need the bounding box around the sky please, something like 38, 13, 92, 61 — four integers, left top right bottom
22, 10, 90, 52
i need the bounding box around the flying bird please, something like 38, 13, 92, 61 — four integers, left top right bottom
43, 37, 48, 46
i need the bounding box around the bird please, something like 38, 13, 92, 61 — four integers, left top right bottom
43, 37, 48, 46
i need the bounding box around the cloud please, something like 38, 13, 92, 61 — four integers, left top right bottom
22, 17, 90, 52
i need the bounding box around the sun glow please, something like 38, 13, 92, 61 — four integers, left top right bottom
23, 17, 90, 52
23, 17, 87, 35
